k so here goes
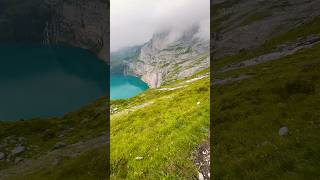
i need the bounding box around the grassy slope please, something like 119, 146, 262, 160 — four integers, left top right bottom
21, 146, 109, 180
0, 98, 109, 179
213, 17, 320, 179
110, 75, 210, 179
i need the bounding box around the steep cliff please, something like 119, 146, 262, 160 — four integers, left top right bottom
0, 0, 109, 61
0, 0, 50, 42
46, 0, 109, 61
126, 26, 210, 88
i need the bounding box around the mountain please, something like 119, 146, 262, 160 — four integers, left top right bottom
0, 0, 50, 42
45, 0, 108, 61
113, 25, 210, 88
109, 26, 210, 178
110, 45, 142, 75
0, 0, 109, 61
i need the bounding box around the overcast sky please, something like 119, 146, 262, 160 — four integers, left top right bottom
111, 0, 210, 52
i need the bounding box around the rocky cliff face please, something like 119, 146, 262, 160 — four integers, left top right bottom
212, 0, 320, 59
46, 0, 109, 61
0, 0, 109, 61
0, 0, 50, 42
127, 26, 210, 88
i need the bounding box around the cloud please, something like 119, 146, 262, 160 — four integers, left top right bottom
111, 0, 210, 51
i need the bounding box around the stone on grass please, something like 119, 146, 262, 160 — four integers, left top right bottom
135, 157, 143, 160
279, 126, 288, 137
11, 145, 25, 156
198, 172, 204, 180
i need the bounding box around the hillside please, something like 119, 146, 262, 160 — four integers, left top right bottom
0, 68, 210, 179
0, 98, 109, 179
212, 0, 320, 178
110, 70, 210, 179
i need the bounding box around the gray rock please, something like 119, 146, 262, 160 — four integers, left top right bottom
0, 152, 5, 160
53, 142, 66, 150
11, 145, 25, 156
279, 126, 288, 137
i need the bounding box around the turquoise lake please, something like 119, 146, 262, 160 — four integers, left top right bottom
110, 75, 148, 100
0, 43, 108, 121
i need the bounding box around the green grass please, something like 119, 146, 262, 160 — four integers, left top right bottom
110, 75, 210, 179
239, 11, 272, 27
0, 98, 108, 178
20, 146, 109, 180
213, 39, 320, 179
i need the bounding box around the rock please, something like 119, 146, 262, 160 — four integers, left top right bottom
198, 172, 204, 180
135, 157, 143, 160
11, 145, 25, 156
279, 126, 288, 137
0, 152, 5, 160
14, 157, 24, 164
53, 142, 66, 150
202, 150, 208, 155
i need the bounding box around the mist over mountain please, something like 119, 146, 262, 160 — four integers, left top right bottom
111, 0, 209, 52
111, 24, 210, 88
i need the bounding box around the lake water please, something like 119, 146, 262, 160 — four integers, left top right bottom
110, 75, 148, 100
0, 43, 108, 121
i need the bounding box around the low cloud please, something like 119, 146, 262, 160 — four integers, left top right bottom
111, 0, 210, 51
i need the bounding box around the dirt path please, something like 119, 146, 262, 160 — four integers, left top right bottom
218, 36, 320, 73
